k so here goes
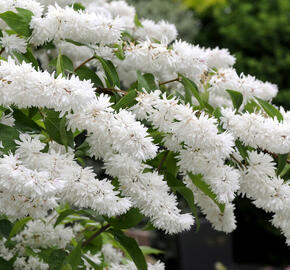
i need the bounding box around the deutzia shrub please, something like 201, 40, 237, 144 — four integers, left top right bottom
0, 0, 289, 269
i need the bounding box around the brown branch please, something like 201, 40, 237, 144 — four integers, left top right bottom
230, 154, 245, 170
159, 77, 180, 86
96, 87, 128, 95
82, 224, 110, 247
264, 150, 290, 164
74, 55, 95, 72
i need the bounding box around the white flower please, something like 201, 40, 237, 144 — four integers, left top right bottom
0, 33, 27, 54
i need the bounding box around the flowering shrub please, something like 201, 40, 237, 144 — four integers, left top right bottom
0, 0, 289, 269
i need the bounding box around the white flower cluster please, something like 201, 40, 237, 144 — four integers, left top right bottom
221, 108, 290, 154
131, 90, 240, 233
67, 94, 194, 234
240, 151, 290, 245
0, 133, 130, 219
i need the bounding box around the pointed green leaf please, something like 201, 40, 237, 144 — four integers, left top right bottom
9, 217, 32, 239
66, 243, 82, 270
134, 14, 143, 28
276, 154, 288, 176
180, 74, 204, 108
188, 173, 225, 213
75, 65, 104, 88
113, 90, 137, 111
95, 56, 120, 88
0, 123, 19, 154
235, 140, 248, 161
0, 11, 32, 37
105, 208, 143, 230
255, 97, 283, 122
109, 229, 147, 270
226, 89, 243, 110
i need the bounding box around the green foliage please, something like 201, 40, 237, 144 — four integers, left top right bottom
226, 89, 243, 110
193, 0, 290, 109
127, 0, 199, 42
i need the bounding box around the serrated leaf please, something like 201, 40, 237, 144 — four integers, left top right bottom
188, 173, 225, 213
105, 208, 143, 230
180, 74, 204, 108
75, 65, 104, 88
9, 217, 32, 239
276, 154, 288, 176
15, 8, 33, 24
255, 97, 283, 122
95, 56, 120, 88
113, 90, 137, 111
109, 229, 147, 270
0, 123, 19, 154
0, 11, 32, 37
226, 89, 243, 110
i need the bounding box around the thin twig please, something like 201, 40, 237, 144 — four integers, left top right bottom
264, 150, 290, 164
96, 87, 128, 95
82, 224, 110, 247
74, 55, 96, 72
0, 48, 4, 56
230, 154, 245, 170
159, 77, 180, 86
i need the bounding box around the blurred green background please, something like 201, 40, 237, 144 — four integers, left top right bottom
130, 0, 290, 109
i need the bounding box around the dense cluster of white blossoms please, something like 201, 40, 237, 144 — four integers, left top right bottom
0, 0, 289, 268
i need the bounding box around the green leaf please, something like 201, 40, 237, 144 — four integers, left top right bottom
255, 97, 283, 122
109, 229, 147, 270
14, 47, 38, 69
188, 173, 225, 213
165, 173, 200, 231
75, 65, 104, 88
66, 243, 82, 270
40, 249, 67, 270
235, 140, 248, 161
276, 154, 288, 176
56, 53, 65, 76
226, 89, 243, 110
0, 123, 19, 154
114, 43, 125, 60
137, 71, 150, 92
61, 265, 72, 270
113, 90, 137, 111
54, 209, 101, 227
143, 73, 157, 91
9, 217, 32, 239
0, 258, 14, 270
0, 218, 12, 238
140, 246, 164, 255
43, 110, 74, 148
95, 56, 120, 88
13, 109, 42, 132
60, 114, 69, 151
134, 14, 143, 28
105, 208, 143, 230
15, 8, 33, 24
0, 11, 32, 37
49, 55, 74, 74
180, 74, 204, 108
72, 3, 85, 11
